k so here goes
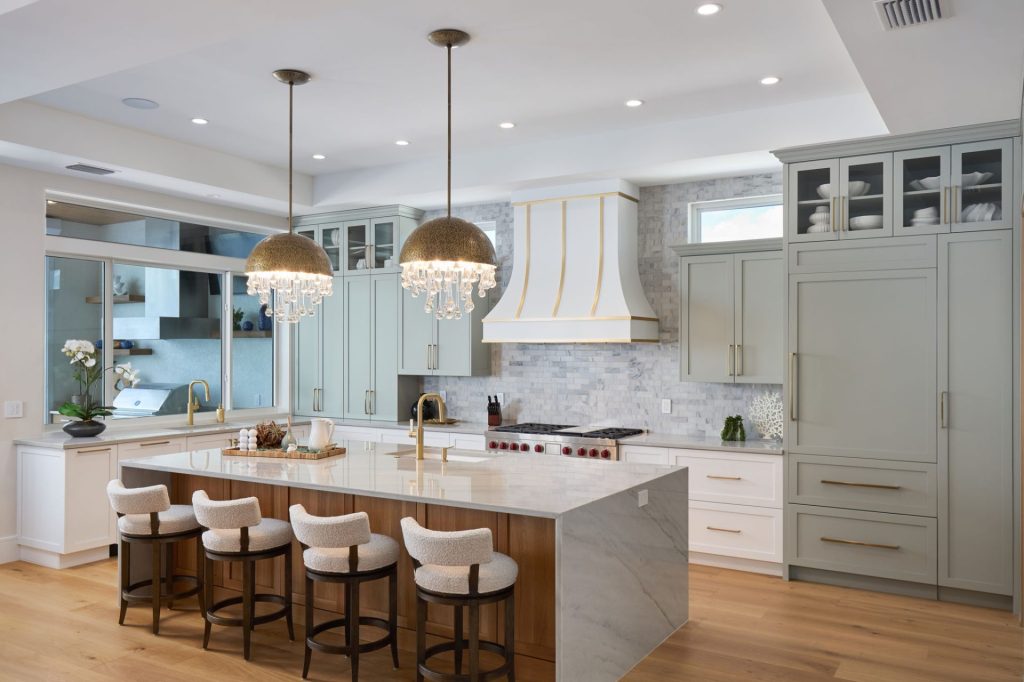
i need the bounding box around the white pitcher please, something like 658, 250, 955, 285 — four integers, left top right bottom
308, 418, 335, 450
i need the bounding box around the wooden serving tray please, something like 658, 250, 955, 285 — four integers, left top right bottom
222, 444, 346, 460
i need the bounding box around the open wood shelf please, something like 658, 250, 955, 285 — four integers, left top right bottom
112, 347, 153, 356
85, 294, 145, 304
233, 330, 273, 338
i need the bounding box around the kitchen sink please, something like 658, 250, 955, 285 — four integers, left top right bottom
391, 449, 490, 464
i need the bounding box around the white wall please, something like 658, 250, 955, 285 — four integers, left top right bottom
0, 162, 284, 562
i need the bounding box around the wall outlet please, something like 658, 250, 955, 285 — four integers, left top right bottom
497, 392, 505, 404
4, 400, 23, 418
660, 398, 672, 414
638, 489, 649, 507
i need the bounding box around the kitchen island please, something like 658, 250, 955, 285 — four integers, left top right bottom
120, 441, 689, 681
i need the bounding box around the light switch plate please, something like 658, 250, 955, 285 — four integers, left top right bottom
496, 392, 505, 404
4, 400, 23, 418
638, 489, 649, 507
661, 398, 671, 414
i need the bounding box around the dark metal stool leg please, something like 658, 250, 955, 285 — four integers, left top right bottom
165, 542, 175, 610
505, 591, 516, 682
454, 604, 464, 674
242, 559, 254, 660
350, 578, 361, 681
118, 540, 130, 625
416, 595, 426, 682
389, 566, 399, 669
202, 553, 213, 649
468, 603, 480, 682
284, 543, 295, 641
151, 541, 162, 635
303, 574, 313, 679
194, 537, 204, 613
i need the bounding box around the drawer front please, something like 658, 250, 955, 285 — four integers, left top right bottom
789, 454, 936, 516
671, 449, 782, 508
621, 446, 669, 465
186, 433, 235, 451
452, 434, 486, 451
335, 426, 383, 443
787, 505, 937, 584
117, 436, 187, 460
788, 235, 936, 273
690, 501, 782, 563
379, 429, 452, 448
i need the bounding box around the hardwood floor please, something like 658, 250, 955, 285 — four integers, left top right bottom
0, 560, 1019, 681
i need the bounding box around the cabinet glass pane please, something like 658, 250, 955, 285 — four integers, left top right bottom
899, 155, 943, 229
795, 167, 833, 237
348, 223, 369, 271
958, 148, 1004, 224
322, 226, 341, 272
374, 220, 395, 268
844, 160, 885, 233
297, 228, 315, 241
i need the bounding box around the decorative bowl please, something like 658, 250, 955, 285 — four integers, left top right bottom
961, 171, 993, 187
849, 215, 883, 230
816, 183, 832, 199
913, 206, 939, 217
848, 181, 871, 197
918, 176, 941, 190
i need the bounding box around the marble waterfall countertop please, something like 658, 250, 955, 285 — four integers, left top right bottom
619, 432, 783, 455
119, 441, 680, 519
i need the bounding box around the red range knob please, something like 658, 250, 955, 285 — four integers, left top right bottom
562, 446, 572, 455
577, 447, 587, 457
499, 442, 509, 450
534, 444, 544, 453
511, 442, 521, 451
600, 450, 611, 459
589, 448, 599, 457
488, 441, 498, 449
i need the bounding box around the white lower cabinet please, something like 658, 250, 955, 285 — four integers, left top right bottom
622, 444, 783, 574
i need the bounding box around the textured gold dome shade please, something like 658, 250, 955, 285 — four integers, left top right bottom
399, 216, 497, 266
246, 232, 333, 277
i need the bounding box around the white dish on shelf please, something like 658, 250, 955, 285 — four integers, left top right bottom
911, 176, 941, 191
910, 218, 939, 226
816, 183, 832, 199
849, 215, 883, 230
809, 212, 830, 224
913, 206, 939, 217
848, 181, 871, 197
330, 231, 340, 247
806, 223, 830, 234
961, 171, 994, 187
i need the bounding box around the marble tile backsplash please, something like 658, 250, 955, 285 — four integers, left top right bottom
423, 172, 784, 437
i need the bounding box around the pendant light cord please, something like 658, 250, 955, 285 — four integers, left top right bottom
288, 79, 294, 234
447, 41, 452, 220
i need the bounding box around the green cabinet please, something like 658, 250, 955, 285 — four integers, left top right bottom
398, 287, 491, 377
295, 222, 344, 274
293, 275, 344, 417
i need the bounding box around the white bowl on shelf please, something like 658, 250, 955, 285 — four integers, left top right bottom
809, 212, 830, 224
913, 206, 939, 217
816, 183, 832, 199
910, 217, 939, 226
918, 176, 941, 190
849, 215, 883, 230
806, 223, 830, 234
961, 171, 994, 187
848, 181, 871, 197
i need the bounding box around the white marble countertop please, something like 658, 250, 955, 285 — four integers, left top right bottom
619, 432, 783, 455
119, 440, 682, 518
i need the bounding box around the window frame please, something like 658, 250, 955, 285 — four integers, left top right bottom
687, 194, 783, 244
43, 200, 284, 430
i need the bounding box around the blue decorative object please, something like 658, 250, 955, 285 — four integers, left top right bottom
95, 339, 103, 349
242, 320, 255, 331
258, 304, 272, 331
122, 340, 134, 349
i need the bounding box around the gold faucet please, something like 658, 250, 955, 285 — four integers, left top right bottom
187, 379, 210, 426
409, 392, 447, 460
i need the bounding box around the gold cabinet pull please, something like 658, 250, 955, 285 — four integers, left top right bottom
940, 391, 948, 429
841, 195, 847, 232
140, 440, 171, 447
952, 185, 959, 222
727, 344, 734, 377
941, 186, 947, 224
821, 479, 902, 491
789, 352, 798, 421
77, 446, 112, 454
707, 526, 742, 534
830, 196, 836, 232
707, 474, 742, 481
735, 344, 743, 376
821, 536, 900, 551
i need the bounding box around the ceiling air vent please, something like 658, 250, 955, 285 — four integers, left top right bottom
875, 0, 947, 30
65, 163, 115, 175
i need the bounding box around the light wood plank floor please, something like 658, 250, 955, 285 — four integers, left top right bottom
0, 560, 1019, 681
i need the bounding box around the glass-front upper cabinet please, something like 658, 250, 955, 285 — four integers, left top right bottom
951, 139, 1013, 231
787, 159, 838, 242
894, 147, 951, 235
295, 223, 342, 273
838, 153, 892, 239
343, 217, 401, 274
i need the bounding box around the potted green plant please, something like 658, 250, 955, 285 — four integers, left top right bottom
58, 340, 140, 437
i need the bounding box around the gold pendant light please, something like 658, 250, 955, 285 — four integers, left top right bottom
246, 69, 334, 324
400, 29, 497, 320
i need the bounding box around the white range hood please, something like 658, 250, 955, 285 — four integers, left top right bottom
483, 180, 658, 343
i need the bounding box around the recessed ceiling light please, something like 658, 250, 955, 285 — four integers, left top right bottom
191, 117, 209, 125
760, 76, 781, 86
312, 153, 326, 160
121, 97, 159, 110
625, 99, 644, 108
695, 3, 722, 16
499, 121, 515, 129
395, 139, 410, 146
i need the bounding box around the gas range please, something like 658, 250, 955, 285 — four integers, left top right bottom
485, 423, 645, 461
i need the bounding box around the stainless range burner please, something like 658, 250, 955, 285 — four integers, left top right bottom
485, 423, 645, 460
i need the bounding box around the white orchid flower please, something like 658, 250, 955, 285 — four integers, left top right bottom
84, 357, 96, 367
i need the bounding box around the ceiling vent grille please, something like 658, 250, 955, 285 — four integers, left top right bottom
875, 0, 947, 30
65, 163, 115, 176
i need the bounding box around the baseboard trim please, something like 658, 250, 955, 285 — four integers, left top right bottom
789, 566, 938, 600
691, 552, 783, 577
0, 535, 17, 564
18, 545, 110, 569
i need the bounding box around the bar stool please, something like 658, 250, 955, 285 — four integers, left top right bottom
106, 479, 204, 635
192, 490, 294, 660
290, 504, 401, 680
400, 518, 518, 682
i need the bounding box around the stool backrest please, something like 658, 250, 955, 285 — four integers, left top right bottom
400, 517, 493, 567
289, 504, 371, 549
107, 479, 170, 515
192, 490, 261, 530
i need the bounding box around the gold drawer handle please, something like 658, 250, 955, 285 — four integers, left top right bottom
139, 440, 172, 447
77, 447, 111, 453
706, 474, 742, 481
821, 536, 900, 550
820, 479, 902, 491
706, 526, 742, 534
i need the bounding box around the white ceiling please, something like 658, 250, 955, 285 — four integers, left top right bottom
0, 0, 1019, 213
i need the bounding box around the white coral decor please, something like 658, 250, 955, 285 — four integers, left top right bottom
750, 392, 784, 441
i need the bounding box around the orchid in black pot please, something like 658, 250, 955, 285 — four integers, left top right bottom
58, 339, 140, 437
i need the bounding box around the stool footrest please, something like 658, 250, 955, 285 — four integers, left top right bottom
205, 594, 289, 628
122, 575, 201, 605
307, 616, 393, 656
419, 640, 513, 682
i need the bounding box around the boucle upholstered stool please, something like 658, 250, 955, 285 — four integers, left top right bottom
106, 479, 204, 635
192, 490, 294, 660
289, 504, 401, 681
400, 518, 519, 682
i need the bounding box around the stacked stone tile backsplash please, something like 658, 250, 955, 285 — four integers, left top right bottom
422, 172, 783, 437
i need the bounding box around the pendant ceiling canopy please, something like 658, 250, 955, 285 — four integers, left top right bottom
399, 29, 497, 321
246, 69, 333, 324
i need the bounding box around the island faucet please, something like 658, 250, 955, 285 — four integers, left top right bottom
187, 379, 210, 426
408, 392, 447, 460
